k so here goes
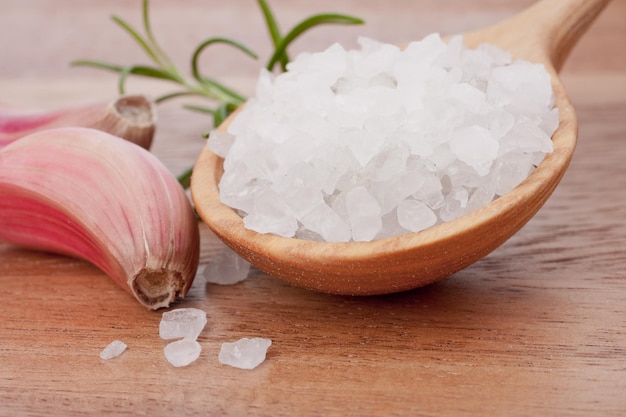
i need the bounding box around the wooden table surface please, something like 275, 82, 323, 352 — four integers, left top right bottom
1, 1, 625, 416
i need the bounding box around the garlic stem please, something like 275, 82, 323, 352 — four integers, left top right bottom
0, 95, 156, 150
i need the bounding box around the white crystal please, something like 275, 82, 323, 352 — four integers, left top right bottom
207, 131, 235, 158
397, 199, 437, 232
203, 245, 251, 285
99, 340, 127, 360
218, 337, 272, 370
448, 82, 486, 113
299, 202, 351, 242
450, 126, 499, 176
164, 339, 202, 367
159, 308, 207, 341
439, 187, 471, 222
494, 152, 535, 196
242, 189, 298, 237
346, 186, 382, 241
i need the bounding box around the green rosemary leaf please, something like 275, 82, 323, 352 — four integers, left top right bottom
199, 77, 247, 106
117, 65, 183, 95
189, 37, 256, 104
111, 15, 164, 67
117, 67, 134, 95
177, 166, 194, 189
191, 37, 257, 83
182, 104, 216, 114
266, 13, 365, 71
125, 65, 182, 81
70, 60, 125, 73
214, 102, 238, 127
257, 0, 290, 69
155, 91, 206, 103
141, 0, 175, 69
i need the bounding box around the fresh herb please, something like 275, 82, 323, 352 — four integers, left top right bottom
72, 0, 364, 187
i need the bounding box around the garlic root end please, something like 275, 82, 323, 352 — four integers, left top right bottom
131, 268, 186, 310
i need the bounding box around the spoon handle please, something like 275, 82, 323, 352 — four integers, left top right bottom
464, 0, 612, 71
529, 0, 612, 71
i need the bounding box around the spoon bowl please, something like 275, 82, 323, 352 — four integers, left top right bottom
191, 0, 610, 295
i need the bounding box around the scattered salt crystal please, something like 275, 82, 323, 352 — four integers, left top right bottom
210, 33, 558, 242
163, 339, 202, 367
99, 340, 127, 360
203, 245, 251, 285
218, 337, 272, 370
159, 308, 207, 367
159, 308, 207, 341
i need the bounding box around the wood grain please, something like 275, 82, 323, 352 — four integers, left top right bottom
1, 1, 625, 416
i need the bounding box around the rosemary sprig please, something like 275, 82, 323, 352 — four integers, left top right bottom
71, 0, 364, 187
265, 12, 365, 72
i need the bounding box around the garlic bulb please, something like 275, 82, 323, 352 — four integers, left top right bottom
0, 127, 199, 309
0, 95, 156, 150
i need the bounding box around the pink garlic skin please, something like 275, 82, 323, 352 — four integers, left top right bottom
0, 127, 198, 309
0, 95, 156, 150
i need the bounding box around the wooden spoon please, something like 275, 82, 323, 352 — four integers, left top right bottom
191, 0, 611, 295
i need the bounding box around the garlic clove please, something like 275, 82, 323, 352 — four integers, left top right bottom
0, 95, 156, 150
0, 127, 198, 309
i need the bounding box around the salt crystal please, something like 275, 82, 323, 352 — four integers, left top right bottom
397, 199, 437, 232
363, 144, 409, 182
159, 308, 207, 341
99, 340, 127, 360
299, 202, 351, 242
164, 339, 202, 367
494, 152, 535, 196
414, 172, 445, 209
243, 189, 298, 237
213, 33, 558, 242
203, 245, 251, 285
370, 164, 426, 214
448, 82, 486, 113
466, 179, 497, 212
346, 186, 382, 241
218, 337, 272, 370
540, 107, 560, 137
281, 185, 324, 219
377, 210, 409, 239
439, 187, 470, 222
489, 108, 515, 139
286, 42, 347, 87
344, 127, 383, 166
449, 126, 499, 176
207, 131, 234, 158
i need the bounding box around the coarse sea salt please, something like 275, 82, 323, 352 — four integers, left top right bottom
160, 308, 207, 367
99, 340, 127, 360
203, 244, 251, 285
218, 337, 272, 370
159, 307, 207, 341
209, 34, 558, 242
163, 339, 202, 368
